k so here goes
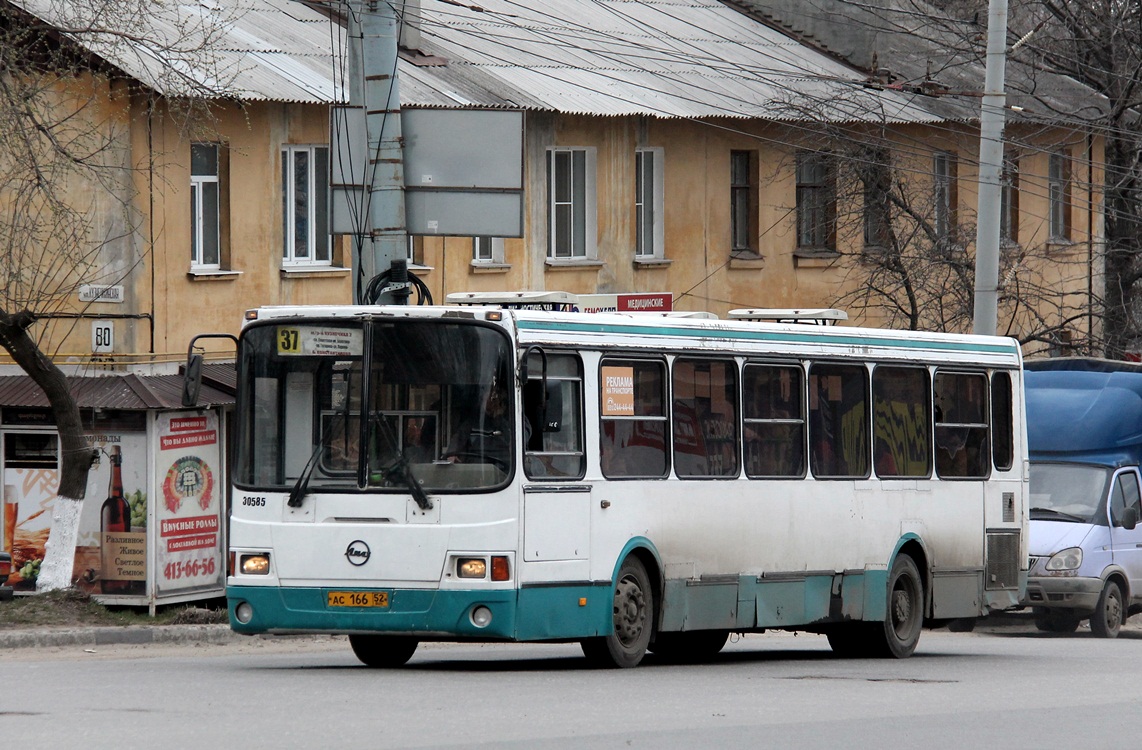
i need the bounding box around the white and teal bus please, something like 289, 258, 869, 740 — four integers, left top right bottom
226, 300, 1028, 667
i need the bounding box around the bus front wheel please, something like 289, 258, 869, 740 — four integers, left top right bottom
581, 556, 654, 668
349, 634, 419, 667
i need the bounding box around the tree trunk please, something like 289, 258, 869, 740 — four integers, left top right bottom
0, 309, 94, 592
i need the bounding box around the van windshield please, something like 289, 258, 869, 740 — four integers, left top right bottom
1028, 463, 1111, 524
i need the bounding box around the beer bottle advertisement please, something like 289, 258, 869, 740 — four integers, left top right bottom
99, 445, 146, 594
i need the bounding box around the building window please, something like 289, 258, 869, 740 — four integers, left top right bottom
1000, 153, 1019, 245
796, 151, 835, 249
1049, 151, 1071, 241
730, 150, 757, 254
635, 147, 665, 259
933, 152, 958, 241
191, 143, 221, 270
473, 237, 504, 264
281, 145, 330, 266
547, 147, 596, 260
862, 150, 891, 250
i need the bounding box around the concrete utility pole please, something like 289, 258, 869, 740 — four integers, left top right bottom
972, 0, 1009, 335
347, 0, 409, 304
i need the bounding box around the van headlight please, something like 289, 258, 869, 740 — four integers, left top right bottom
1045, 547, 1082, 571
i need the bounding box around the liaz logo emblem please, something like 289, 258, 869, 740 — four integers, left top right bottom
344, 540, 371, 566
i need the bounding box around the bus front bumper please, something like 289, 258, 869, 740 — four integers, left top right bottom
227, 583, 610, 641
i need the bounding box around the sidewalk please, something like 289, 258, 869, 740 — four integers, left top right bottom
0, 622, 242, 649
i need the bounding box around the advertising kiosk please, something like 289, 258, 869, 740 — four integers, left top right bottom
0, 372, 232, 609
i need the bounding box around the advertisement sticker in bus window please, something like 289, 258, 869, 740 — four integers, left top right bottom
601, 366, 635, 416
276, 326, 363, 356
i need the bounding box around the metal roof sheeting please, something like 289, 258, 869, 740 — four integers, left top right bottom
11, 0, 951, 122
11, 0, 345, 103
404, 0, 944, 122
0, 374, 234, 410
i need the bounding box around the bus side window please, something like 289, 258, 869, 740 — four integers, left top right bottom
600, 358, 668, 478
743, 363, 805, 478
808, 363, 869, 479
524, 353, 585, 480
872, 366, 931, 479
991, 372, 1014, 471
934, 371, 989, 479
672, 358, 739, 478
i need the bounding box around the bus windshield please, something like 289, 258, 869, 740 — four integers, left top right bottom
235, 318, 514, 492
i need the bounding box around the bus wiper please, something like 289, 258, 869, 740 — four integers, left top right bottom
1029, 507, 1088, 523
380, 457, 433, 511
287, 440, 326, 508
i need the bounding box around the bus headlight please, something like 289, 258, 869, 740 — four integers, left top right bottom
241, 554, 271, 575
1045, 547, 1082, 571
457, 558, 487, 579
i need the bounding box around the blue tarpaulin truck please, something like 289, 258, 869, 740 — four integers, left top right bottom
1023, 358, 1142, 637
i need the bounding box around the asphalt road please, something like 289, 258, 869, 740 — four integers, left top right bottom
4, 617, 1142, 749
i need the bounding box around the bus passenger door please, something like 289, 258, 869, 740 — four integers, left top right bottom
520, 352, 590, 567
523, 484, 591, 562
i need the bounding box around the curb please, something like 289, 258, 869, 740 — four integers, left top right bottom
0, 623, 242, 650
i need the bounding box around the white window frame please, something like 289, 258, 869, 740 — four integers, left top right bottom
473, 237, 505, 265
191, 143, 220, 271
546, 147, 597, 261
635, 147, 665, 260
282, 144, 331, 267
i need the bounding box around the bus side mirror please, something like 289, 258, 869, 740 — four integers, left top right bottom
1122, 506, 1138, 531
180, 332, 238, 408
182, 352, 203, 407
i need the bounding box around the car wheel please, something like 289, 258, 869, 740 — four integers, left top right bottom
1090, 580, 1124, 639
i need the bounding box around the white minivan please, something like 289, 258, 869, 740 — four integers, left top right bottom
1024, 358, 1142, 638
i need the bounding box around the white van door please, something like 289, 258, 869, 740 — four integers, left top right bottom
1108, 469, 1142, 606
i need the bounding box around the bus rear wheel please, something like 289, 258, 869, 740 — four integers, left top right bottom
348, 634, 419, 667
581, 556, 654, 668
876, 554, 924, 658
828, 555, 923, 659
